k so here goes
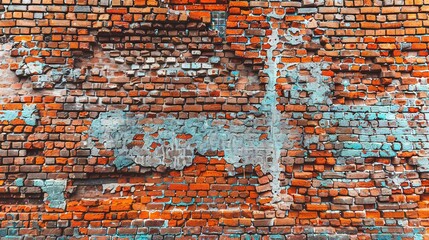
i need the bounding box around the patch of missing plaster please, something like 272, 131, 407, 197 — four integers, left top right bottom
0, 104, 38, 125
34, 179, 67, 209
16, 61, 44, 76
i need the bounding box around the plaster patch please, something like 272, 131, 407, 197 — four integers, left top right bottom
284, 28, 304, 46
102, 183, 136, 197
0, 104, 38, 125
90, 111, 278, 172
34, 179, 67, 209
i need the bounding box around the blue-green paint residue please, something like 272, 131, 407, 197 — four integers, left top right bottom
243, 235, 261, 240
90, 111, 272, 171
362, 227, 425, 240
0, 104, 38, 126
34, 179, 67, 209
87, 17, 315, 203
135, 235, 152, 240
87, 24, 302, 200
14, 178, 24, 187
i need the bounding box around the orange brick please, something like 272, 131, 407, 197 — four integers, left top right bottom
189, 183, 210, 190
299, 212, 318, 219
84, 213, 105, 220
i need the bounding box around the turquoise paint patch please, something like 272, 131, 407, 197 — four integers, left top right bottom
361, 151, 379, 158
380, 145, 396, 157
14, 178, 23, 187
34, 179, 67, 209
0, 104, 38, 126
113, 156, 134, 169
344, 142, 362, 150
20, 105, 38, 125
341, 150, 361, 157
0, 110, 18, 121
228, 234, 241, 238
269, 235, 285, 240
135, 235, 152, 240
231, 70, 239, 77
209, 56, 220, 63
90, 110, 271, 171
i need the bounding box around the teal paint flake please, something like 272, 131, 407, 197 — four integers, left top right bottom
344, 142, 362, 150
135, 235, 152, 240
34, 179, 67, 209
0, 104, 38, 126
20, 104, 38, 126
14, 178, 23, 187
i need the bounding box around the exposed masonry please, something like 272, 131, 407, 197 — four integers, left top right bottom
12, 40, 79, 89
3, 0, 429, 238
84, 2, 333, 202
88, 52, 292, 200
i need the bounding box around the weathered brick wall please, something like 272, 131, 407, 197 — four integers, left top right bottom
0, 0, 429, 238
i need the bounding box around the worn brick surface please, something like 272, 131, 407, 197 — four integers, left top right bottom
0, 0, 429, 239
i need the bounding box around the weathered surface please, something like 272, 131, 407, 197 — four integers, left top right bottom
0, 0, 429, 238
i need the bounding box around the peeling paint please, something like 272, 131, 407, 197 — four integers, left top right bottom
87, 4, 297, 202
90, 111, 276, 172
12, 43, 76, 88
14, 178, 24, 187
87, 26, 297, 200
20, 104, 38, 126
102, 183, 135, 196
260, 26, 290, 199
0, 104, 38, 125
34, 179, 67, 209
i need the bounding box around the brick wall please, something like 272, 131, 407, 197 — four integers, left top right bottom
0, 0, 429, 239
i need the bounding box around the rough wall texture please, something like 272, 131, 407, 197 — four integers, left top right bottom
0, 0, 429, 239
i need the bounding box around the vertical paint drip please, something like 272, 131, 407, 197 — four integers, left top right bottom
261, 27, 283, 198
